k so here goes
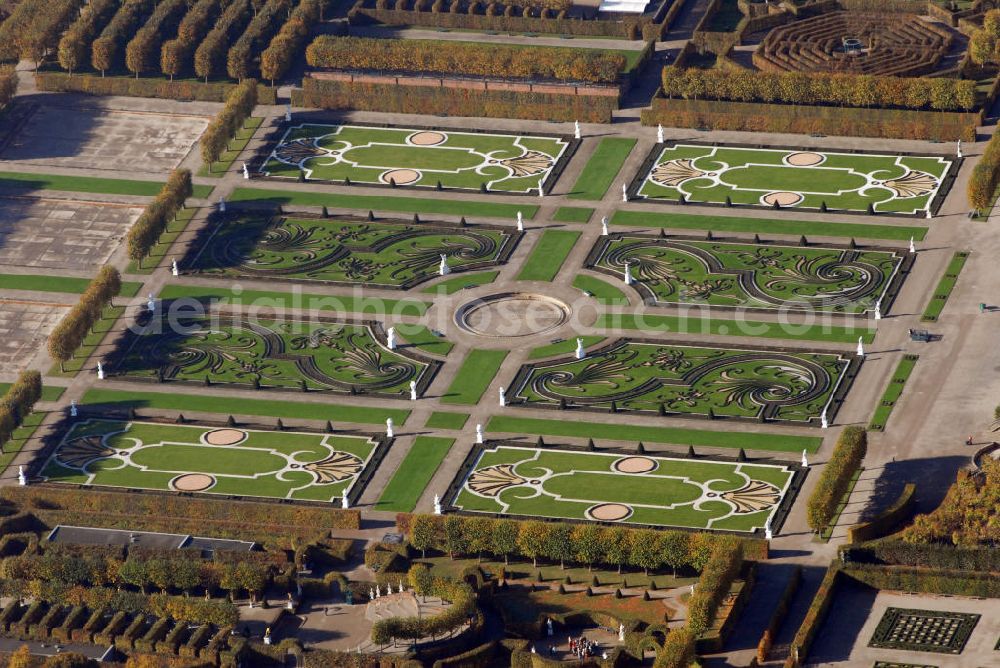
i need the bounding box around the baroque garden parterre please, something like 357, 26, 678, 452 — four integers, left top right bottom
2, 0, 997, 662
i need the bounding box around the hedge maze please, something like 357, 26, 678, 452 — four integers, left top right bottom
868, 608, 980, 654
263, 123, 572, 193
188, 212, 522, 288
509, 340, 852, 424
588, 235, 903, 314
41, 418, 382, 502
755, 12, 955, 78
452, 444, 798, 531
114, 314, 439, 397
636, 144, 953, 214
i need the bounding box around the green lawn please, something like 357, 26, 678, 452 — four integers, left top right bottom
80, 389, 411, 425
517, 230, 581, 281
528, 335, 606, 360
637, 145, 949, 215
0, 384, 64, 402
0, 412, 47, 473
421, 271, 499, 295
397, 324, 454, 356
552, 207, 594, 223
0, 171, 213, 198
425, 412, 470, 430
455, 444, 793, 530
0, 274, 141, 296
48, 306, 125, 378
568, 138, 636, 200
441, 349, 508, 405
199, 117, 263, 177
868, 355, 918, 432
375, 436, 455, 512
127, 208, 199, 275
157, 285, 430, 316
229, 188, 538, 220
486, 415, 822, 453
610, 210, 928, 242
597, 313, 875, 344
572, 274, 629, 305
921, 251, 969, 322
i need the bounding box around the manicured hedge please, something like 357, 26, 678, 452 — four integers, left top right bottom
126, 168, 193, 268
642, 94, 978, 141
783, 565, 841, 668
661, 66, 977, 112
34, 71, 278, 103
846, 483, 916, 544
372, 566, 477, 644
199, 78, 257, 170
843, 564, 1000, 598
294, 77, 617, 122
969, 122, 1000, 211
0, 65, 16, 109
757, 566, 801, 663
1, 486, 361, 547
0, 0, 82, 63
842, 540, 1000, 572
349, 4, 660, 39
0, 370, 43, 449
306, 35, 626, 83
805, 426, 867, 533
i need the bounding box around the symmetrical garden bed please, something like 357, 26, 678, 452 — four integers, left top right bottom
40, 418, 387, 503
586, 234, 908, 315
868, 607, 980, 654
261, 122, 575, 194
186, 212, 523, 288
508, 339, 856, 424
632, 142, 955, 215
449, 442, 801, 532
112, 313, 440, 397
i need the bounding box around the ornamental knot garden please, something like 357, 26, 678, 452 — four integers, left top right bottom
634, 143, 955, 215
450, 444, 801, 532
41, 419, 388, 503
262, 123, 575, 194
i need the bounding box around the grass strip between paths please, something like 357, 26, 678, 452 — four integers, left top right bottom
611, 210, 928, 242
441, 349, 508, 405
157, 285, 431, 316
375, 436, 455, 512
529, 335, 606, 360
80, 389, 411, 425
48, 306, 124, 378
597, 313, 875, 344
572, 274, 629, 305
486, 415, 822, 453
517, 230, 581, 281
0, 412, 46, 474
0, 171, 213, 198
229, 188, 539, 220
921, 251, 969, 322
868, 355, 918, 432
552, 207, 594, 223
425, 412, 470, 430
421, 271, 499, 295
199, 118, 264, 178
397, 324, 454, 356
0, 274, 140, 296
568, 137, 636, 201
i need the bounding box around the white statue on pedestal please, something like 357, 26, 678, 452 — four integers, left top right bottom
857, 337, 865, 357
499, 386, 506, 407
618, 623, 625, 642
624, 261, 633, 286
874, 300, 882, 321
96, 361, 105, 380
69, 400, 77, 417
764, 518, 773, 541
516, 211, 523, 231
285, 104, 292, 122
821, 409, 829, 430
801, 450, 809, 468
575, 338, 585, 360
409, 380, 417, 401
386, 418, 394, 438
433, 494, 442, 515
386, 327, 396, 350
171, 260, 179, 276
574, 121, 581, 140
218, 197, 226, 213
601, 216, 609, 236
909, 236, 916, 254
439, 254, 450, 276
475, 423, 484, 444
341, 493, 349, 509
622, 183, 628, 203
243, 162, 250, 180
17, 466, 26, 486
657, 124, 664, 144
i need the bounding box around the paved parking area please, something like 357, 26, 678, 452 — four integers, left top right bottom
0, 198, 141, 269
0, 104, 208, 174
0, 300, 70, 374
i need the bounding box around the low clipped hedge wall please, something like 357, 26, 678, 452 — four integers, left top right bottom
641, 95, 979, 141
35, 71, 277, 103
846, 483, 916, 544
293, 77, 617, 122
841, 540, 1000, 572
783, 565, 841, 668
844, 564, 1000, 597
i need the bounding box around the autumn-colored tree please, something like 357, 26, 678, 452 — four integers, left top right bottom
627, 529, 659, 575
58, 0, 119, 75
92, 0, 155, 76
571, 524, 604, 571
160, 0, 220, 79
225, 0, 290, 80
463, 516, 495, 562
7, 645, 32, 668
903, 459, 1000, 546
516, 520, 550, 566
194, 0, 251, 82
125, 0, 187, 78
410, 514, 439, 558
0, 66, 17, 109
491, 518, 518, 564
